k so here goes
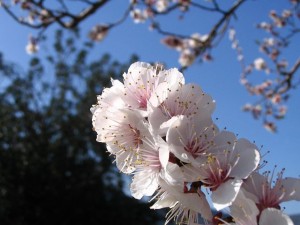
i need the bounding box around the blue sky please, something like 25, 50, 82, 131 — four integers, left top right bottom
0, 0, 299, 214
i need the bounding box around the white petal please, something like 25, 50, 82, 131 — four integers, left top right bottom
260, 208, 294, 225
166, 115, 216, 164
151, 177, 181, 209
281, 177, 300, 202
115, 150, 136, 173
180, 164, 204, 183
147, 101, 168, 134
177, 191, 212, 220
106, 143, 119, 154
148, 82, 170, 107
130, 170, 159, 199
148, 83, 215, 134
126, 62, 152, 72
177, 83, 215, 116
242, 172, 267, 203
199, 90, 215, 115
230, 190, 259, 225
230, 138, 260, 179
154, 177, 212, 220
162, 163, 184, 185
210, 131, 236, 153
158, 138, 169, 169
160, 116, 182, 135
151, 194, 177, 209
92, 79, 125, 116
166, 115, 192, 162
163, 68, 185, 86
212, 178, 243, 211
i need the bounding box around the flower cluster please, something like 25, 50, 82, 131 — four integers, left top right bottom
91, 62, 299, 225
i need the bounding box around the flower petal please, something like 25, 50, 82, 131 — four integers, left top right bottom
178, 191, 212, 221
242, 172, 267, 203
230, 138, 260, 179
230, 190, 259, 225
158, 137, 169, 169
130, 170, 159, 199
209, 131, 236, 153
212, 178, 243, 211
260, 208, 294, 225
166, 115, 216, 164
281, 177, 300, 202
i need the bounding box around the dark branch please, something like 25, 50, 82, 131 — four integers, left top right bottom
65, 0, 110, 28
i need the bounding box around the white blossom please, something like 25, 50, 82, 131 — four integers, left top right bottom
155, 0, 169, 12
166, 115, 217, 164
130, 8, 147, 23
121, 62, 185, 114
179, 49, 196, 67
253, 57, 267, 70
148, 83, 215, 134
182, 132, 260, 210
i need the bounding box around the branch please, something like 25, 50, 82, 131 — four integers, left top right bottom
109, 4, 133, 28
1, 2, 52, 29
207, 0, 246, 44
65, 0, 110, 28
190, 1, 225, 13
280, 58, 300, 91
1, 0, 110, 30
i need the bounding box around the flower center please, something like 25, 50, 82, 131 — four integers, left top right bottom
128, 124, 143, 147
202, 155, 231, 191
